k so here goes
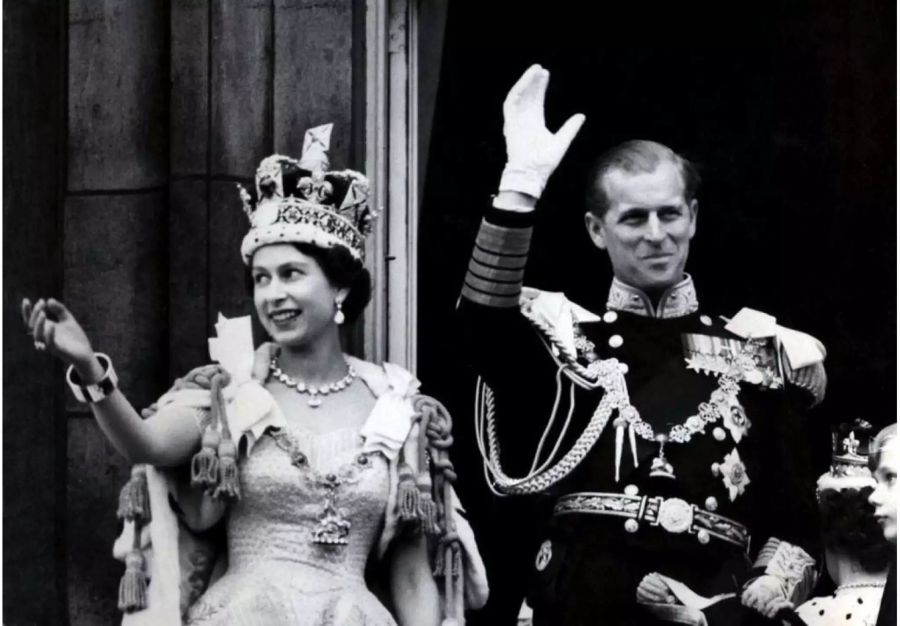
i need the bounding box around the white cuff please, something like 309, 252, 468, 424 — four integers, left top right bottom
491, 194, 536, 213
498, 165, 544, 198
754, 538, 817, 604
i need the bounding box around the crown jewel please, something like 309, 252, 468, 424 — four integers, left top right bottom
239, 124, 377, 263
816, 419, 875, 496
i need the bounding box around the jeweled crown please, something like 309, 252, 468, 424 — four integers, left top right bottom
239, 124, 376, 263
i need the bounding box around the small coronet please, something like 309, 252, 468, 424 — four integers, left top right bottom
816, 420, 875, 496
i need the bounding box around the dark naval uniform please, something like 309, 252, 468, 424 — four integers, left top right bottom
459, 207, 827, 626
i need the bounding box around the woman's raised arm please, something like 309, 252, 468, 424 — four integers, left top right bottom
21, 297, 201, 466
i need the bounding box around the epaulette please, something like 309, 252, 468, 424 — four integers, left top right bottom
518, 287, 602, 377
722, 307, 827, 405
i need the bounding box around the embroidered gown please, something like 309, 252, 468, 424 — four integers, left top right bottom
112, 329, 488, 626
186, 425, 397, 625
115, 358, 438, 626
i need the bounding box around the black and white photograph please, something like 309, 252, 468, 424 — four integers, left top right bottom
4, 1, 897, 625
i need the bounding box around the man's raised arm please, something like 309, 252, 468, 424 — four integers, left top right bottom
460, 64, 585, 312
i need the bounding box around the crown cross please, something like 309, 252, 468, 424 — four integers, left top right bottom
297, 172, 333, 204
842, 431, 860, 456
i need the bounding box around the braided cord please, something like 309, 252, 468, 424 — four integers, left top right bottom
474, 298, 760, 495
474, 302, 631, 495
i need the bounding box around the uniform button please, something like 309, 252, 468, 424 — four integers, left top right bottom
603, 310, 618, 323
713, 427, 726, 441
700, 315, 712, 326
608, 334, 624, 348
697, 529, 711, 544
619, 363, 629, 374
624, 484, 639, 496
624, 519, 639, 533
535, 540, 552, 571
705, 496, 718, 512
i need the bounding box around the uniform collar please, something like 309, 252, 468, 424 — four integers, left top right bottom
606, 274, 699, 319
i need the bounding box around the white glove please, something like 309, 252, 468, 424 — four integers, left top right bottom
636, 573, 677, 605
499, 64, 586, 199
741, 575, 794, 619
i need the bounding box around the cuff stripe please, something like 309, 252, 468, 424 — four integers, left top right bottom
461, 283, 521, 308
473, 246, 529, 270
477, 220, 533, 243
475, 235, 532, 256
473, 234, 531, 256
467, 261, 525, 283
479, 217, 533, 236
464, 274, 522, 296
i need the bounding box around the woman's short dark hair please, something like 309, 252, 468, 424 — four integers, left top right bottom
818, 486, 894, 573
245, 242, 372, 324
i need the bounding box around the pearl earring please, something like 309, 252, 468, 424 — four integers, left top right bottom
334, 300, 345, 325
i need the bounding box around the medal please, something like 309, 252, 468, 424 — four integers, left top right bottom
269, 430, 373, 546
312, 472, 351, 545
649, 435, 676, 480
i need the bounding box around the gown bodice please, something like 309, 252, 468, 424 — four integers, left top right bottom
186, 421, 396, 625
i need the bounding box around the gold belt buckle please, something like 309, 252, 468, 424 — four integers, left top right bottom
655, 497, 693, 534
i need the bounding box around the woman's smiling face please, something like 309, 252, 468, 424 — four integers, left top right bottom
251, 244, 345, 348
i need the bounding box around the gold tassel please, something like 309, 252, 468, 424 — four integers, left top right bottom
433, 543, 446, 577
398, 464, 420, 523
190, 427, 221, 490
451, 541, 462, 577
210, 373, 240, 502
116, 466, 151, 523
418, 492, 439, 536
213, 438, 241, 502
117, 548, 147, 612
613, 416, 625, 483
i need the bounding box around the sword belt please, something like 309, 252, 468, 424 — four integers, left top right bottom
554, 492, 750, 551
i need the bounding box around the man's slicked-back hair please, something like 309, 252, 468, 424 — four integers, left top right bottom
585, 140, 701, 217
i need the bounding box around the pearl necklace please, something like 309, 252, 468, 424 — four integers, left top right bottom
836, 581, 886, 591
269, 358, 357, 408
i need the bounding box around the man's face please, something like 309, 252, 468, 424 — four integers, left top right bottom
869, 437, 900, 543
584, 161, 697, 292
